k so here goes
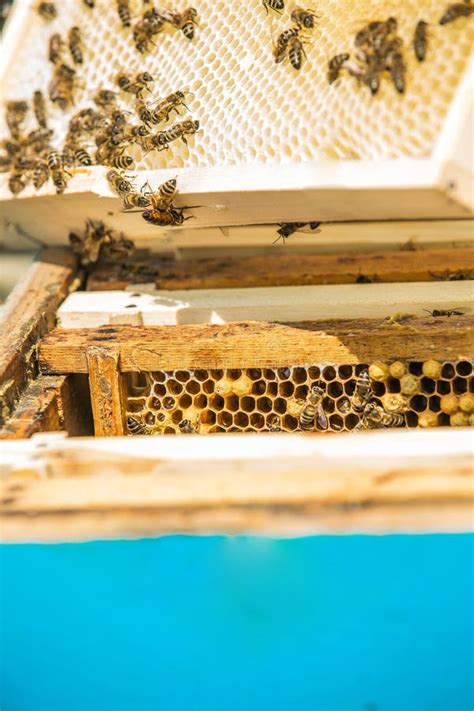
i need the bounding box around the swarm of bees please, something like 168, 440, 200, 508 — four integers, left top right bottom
68, 219, 135, 266
271, 6, 319, 70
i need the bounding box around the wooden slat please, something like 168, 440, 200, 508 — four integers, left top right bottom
38, 317, 474, 374
86, 247, 474, 291
0, 430, 472, 541
57, 281, 474, 328
0, 376, 66, 440
0, 248, 78, 425
86, 347, 126, 436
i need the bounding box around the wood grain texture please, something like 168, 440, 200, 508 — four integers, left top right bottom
86, 347, 126, 436
38, 317, 474, 373
1, 430, 472, 541
0, 248, 78, 425
0, 376, 66, 440
86, 248, 474, 291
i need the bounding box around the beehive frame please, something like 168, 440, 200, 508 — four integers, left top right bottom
0, 0, 473, 249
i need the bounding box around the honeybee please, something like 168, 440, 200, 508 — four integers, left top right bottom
68, 26, 83, 65
299, 385, 328, 431
73, 148, 93, 166
347, 62, 380, 95
352, 369, 372, 412
423, 308, 466, 317
268, 416, 282, 432
0, 153, 12, 173
116, 72, 143, 97
363, 402, 405, 428
288, 35, 307, 70
107, 169, 135, 195
6, 101, 28, 140
262, 0, 284, 14
440, 2, 474, 25
414, 20, 428, 61
126, 416, 152, 435
32, 160, 50, 189
83, 0, 94, 7
37, 2, 57, 20
273, 27, 299, 64
354, 17, 397, 49
101, 237, 135, 262
8, 173, 27, 195
48, 63, 76, 109
33, 90, 47, 128
156, 176, 178, 204
178, 417, 199, 433
135, 100, 155, 126
112, 153, 135, 170
93, 89, 118, 110
46, 149, 61, 172
180, 7, 198, 40
273, 221, 320, 244
48, 33, 63, 64
22, 128, 53, 152
122, 191, 151, 209
141, 205, 191, 226
387, 51, 406, 93
148, 119, 199, 151
291, 7, 317, 29
117, 0, 131, 27
150, 91, 192, 124
51, 166, 70, 194
328, 53, 350, 83
159, 9, 182, 28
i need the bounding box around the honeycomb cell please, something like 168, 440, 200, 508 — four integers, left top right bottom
453, 378, 468, 395
344, 380, 356, 396
163, 396, 175, 409
172, 410, 184, 425
241, 396, 256, 413
418, 412, 439, 428
252, 380, 267, 396
437, 380, 451, 395
232, 375, 253, 397
337, 397, 351, 414
372, 381, 386, 397
175, 371, 191, 382
151, 372, 167, 383
194, 370, 208, 382
167, 380, 183, 395
422, 360, 442, 379
228, 369, 242, 380
194, 394, 208, 409
308, 367, 321, 380
154, 383, 167, 397
322, 397, 335, 414
203, 379, 215, 394
209, 394, 225, 411
225, 394, 240, 412
459, 394, 474, 414
345, 414, 359, 430
128, 399, 145, 413
279, 381, 295, 398
201, 410, 216, 425
179, 394, 192, 410
410, 395, 428, 412
450, 412, 469, 427
456, 361, 473, 377
440, 394, 459, 414
250, 413, 265, 429
277, 368, 291, 380
217, 411, 233, 428
215, 378, 233, 397
246, 369, 262, 381
420, 377, 436, 394
338, 365, 353, 380
322, 366, 337, 381
328, 381, 343, 398
234, 412, 249, 429
186, 380, 201, 395
408, 362, 423, 376
441, 363, 455, 379
256, 396, 272, 413
283, 414, 298, 431
209, 426, 226, 433
369, 362, 390, 381
405, 412, 419, 428
264, 369, 276, 381
164, 427, 176, 435
210, 370, 224, 380
400, 375, 419, 395
294, 385, 308, 400
267, 381, 278, 397
329, 414, 344, 431
389, 361, 407, 379
150, 397, 161, 410
293, 368, 307, 384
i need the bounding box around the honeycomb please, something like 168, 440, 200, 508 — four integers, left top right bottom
1, 0, 473, 173
125, 359, 474, 434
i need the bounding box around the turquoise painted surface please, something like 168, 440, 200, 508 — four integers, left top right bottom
0, 534, 473, 711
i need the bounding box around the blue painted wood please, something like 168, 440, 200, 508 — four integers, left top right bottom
1, 534, 473, 711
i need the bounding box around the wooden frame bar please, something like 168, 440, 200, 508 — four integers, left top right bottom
0, 430, 472, 542
86, 347, 126, 436
38, 317, 474, 374
0, 376, 66, 439
0, 248, 78, 425
85, 246, 474, 292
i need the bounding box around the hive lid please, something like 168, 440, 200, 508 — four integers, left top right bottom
0, 0, 473, 246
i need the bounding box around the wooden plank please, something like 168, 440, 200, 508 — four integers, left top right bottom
86, 347, 126, 436
0, 248, 79, 425
0, 429, 472, 541
0, 163, 472, 252
0, 376, 66, 440
86, 247, 474, 292
38, 317, 474, 374
58, 281, 474, 329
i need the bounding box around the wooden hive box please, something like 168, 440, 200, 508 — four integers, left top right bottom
0, 0, 473, 543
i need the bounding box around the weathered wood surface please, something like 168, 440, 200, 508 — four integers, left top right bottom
0, 248, 78, 425
0, 376, 66, 440
86, 348, 126, 436
38, 317, 474, 373
86, 247, 474, 291
0, 430, 472, 541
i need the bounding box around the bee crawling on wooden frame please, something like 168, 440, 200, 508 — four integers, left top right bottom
273, 221, 321, 244
423, 308, 467, 318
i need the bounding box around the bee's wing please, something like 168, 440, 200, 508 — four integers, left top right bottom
295, 223, 322, 235
316, 405, 329, 431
